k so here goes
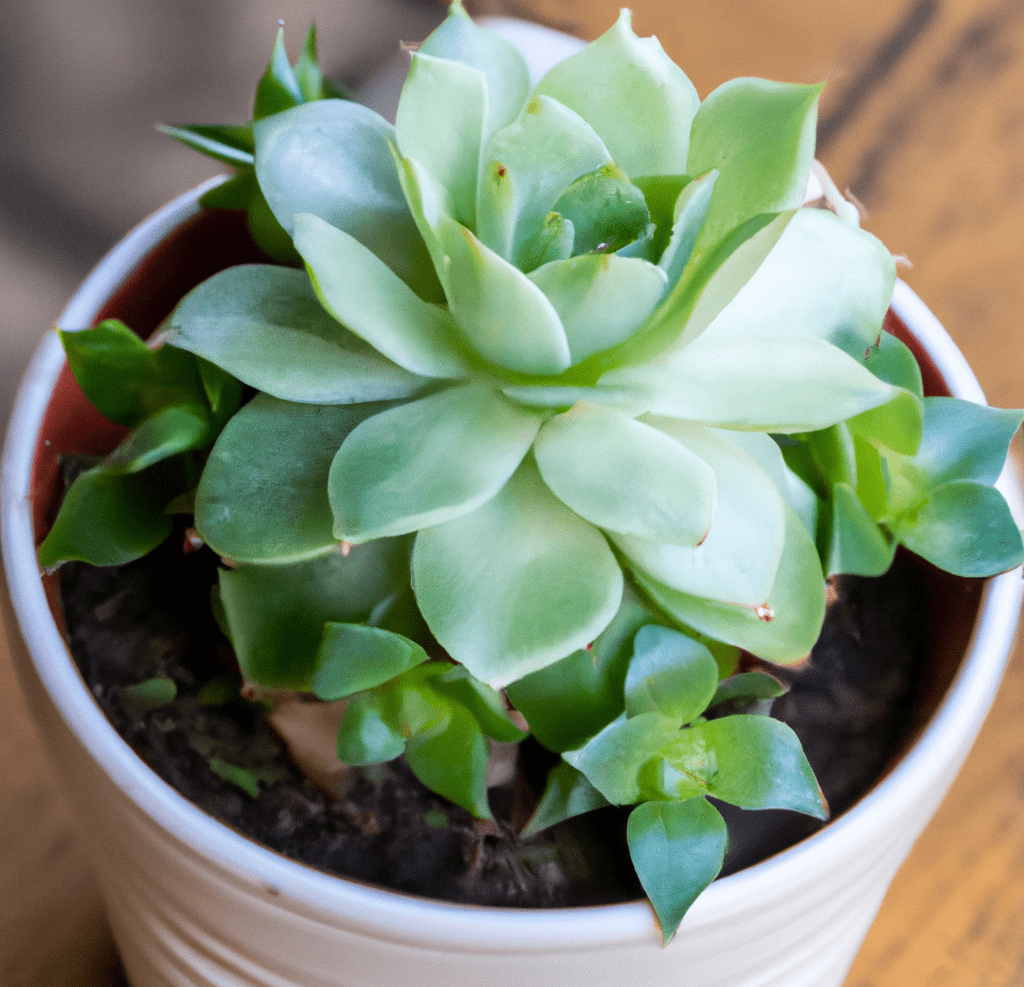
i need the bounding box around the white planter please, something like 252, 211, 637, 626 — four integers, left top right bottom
3, 177, 1022, 987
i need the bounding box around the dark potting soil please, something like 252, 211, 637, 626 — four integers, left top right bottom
59, 517, 929, 907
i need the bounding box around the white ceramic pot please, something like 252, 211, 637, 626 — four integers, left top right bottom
3, 177, 1022, 987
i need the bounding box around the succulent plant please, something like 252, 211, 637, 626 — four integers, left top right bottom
40, 3, 1023, 941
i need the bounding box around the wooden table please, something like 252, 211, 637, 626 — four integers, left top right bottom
3, 0, 1024, 983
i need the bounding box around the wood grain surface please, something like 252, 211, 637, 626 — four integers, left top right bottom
2, 0, 1023, 983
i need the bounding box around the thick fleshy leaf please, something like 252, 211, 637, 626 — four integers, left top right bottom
506, 591, 654, 752
37, 462, 177, 568
687, 77, 820, 261
253, 100, 436, 293
826, 482, 896, 577
594, 211, 792, 375
892, 481, 1024, 577
563, 712, 682, 804
158, 123, 254, 167
627, 798, 727, 944
293, 213, 469, 379
614, 421, 785, 606
419, 1, 530, 141
522, 762, 610, 837
394, 153, 456, 295
603, 333, 902, 432
253, 26, 305, 118
862, 330, 924, 397
329, 383, 542, 543
534, 403, 715, 545
395, 52, 485, 226
845, 388, 923, 456
196, 396, 382, 563
698, 208, 896, 356
412, 457, 624, 687
663, 717, 827, 817
437, 217, 572, 374
311, 624, 429, 700
533, 9, 699, 178
218, 541, 410, 688
476, 95, 610, 264
634, 506, 827, 666
167, 265, 427, 404
528, 255, 667, 364
625, 626, 719, 723
334, 695, 407, 765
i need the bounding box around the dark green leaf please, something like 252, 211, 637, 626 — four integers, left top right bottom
157, 123, 255, 166
217, 540, 411, 688
120, 677, 177, 716
254, 26, 305, 119
625, 625, 719, 724
199, 172, 258, 211
861, 330, 923, 397
521, 761, 610, 837
905, 397, 1024, 488
37, 461, 179, 568
709, 671, 787, 708
104, 404, 212, 475
627, 798, 727, 943
552, 165, 650, 255
670, 716, 827, 817
825, 482, 896, 577
893, 480, 1024, 577
506, 592, 652, 753
433, 666, 527, 743
405, 701, 493, 819
311, 624, 430, 701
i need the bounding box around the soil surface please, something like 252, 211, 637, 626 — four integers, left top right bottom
59, 517, 928, 907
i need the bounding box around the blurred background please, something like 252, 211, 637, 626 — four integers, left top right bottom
2, 1, 1023, 984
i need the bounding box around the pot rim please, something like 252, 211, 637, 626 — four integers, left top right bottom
2, 183, 1021, 951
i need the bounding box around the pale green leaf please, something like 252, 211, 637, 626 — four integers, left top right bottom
196, 396, 384, 563
687, 77, 821, 261
433, 666, 527, 743
293, 213, 469, 379
476, 95, 609, 264
534, 403, 715, 545
335, 694, 406, 765
104, 404, 211, 475
603, 333, 902, 433
528, 254, 667, 363
419, 1, 530, 141
657, 170, 718, 287
698, 207, 896, 357
329, 382, 542, 543
395, 52, 485, 226
614, 421, 785, 605
253, 100, 437, 294
412, 457, 623, 687
550, 166, 650, 254
437, 216, 572, 374
709, 671, 787, 707
627, 798, 727, 943
533, 9, 699, 177
635, 505, 826, 666
166, 265, 427, 404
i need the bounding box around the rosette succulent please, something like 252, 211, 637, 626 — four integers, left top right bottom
40, 4, 1023, 940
